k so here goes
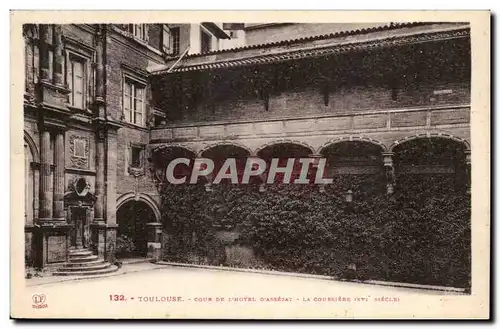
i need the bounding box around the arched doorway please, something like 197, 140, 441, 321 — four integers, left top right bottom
116, 200, 157, 258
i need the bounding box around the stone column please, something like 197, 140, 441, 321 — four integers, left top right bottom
382, 152, 395, 195
90, 125, 106, 259
38, 24, 51, 83
146, 222, 163, 261
465, 150, 471, 194
95, 27, 105, 101
309, 154, 323, 192
39, 129, 53, 221
93, 24, 106, 223
94, 127, 105, 223
52, 25, 64, 86
105, 130, 119, 262
52, 131, 65, 220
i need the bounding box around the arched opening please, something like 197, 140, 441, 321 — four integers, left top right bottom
393, 137, 468, 196
150, 146, 196, 185
389, 137, 470, 286
200, 144, 250, 185
116, 200, 157, 258
320, 141, 386, 196
257, 142, 313, 184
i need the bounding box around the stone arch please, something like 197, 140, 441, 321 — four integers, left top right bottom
24, 130, 39, 163
152, 144, 197, 158
389, 133, 470, 152
317, 136, 388, 154
198, 141, 252, 157
255, 139, 315, 156
116, 192, 161, 223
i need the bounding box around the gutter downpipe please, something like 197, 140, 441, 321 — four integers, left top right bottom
166, 45, 191, 74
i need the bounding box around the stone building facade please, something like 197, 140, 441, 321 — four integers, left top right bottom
23, 22, 471, 275
23, 23, 234, 274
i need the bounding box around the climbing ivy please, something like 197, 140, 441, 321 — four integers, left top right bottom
159, 173, 470, 288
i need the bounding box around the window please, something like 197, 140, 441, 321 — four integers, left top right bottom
123, 78, 146, 126
171, 27, 180, 56
162, 26, 180, 56
129, 146, 143, 168
68, 56, 86, 108
201, 29, 212, 54
73, 139, 87, 158
127, 24, 147, 40
162, 25, 171, 54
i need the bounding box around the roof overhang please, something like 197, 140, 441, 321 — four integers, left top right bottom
201, 22, 231, 39
151, 22, 470, 76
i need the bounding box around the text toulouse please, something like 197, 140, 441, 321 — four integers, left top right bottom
162, 157, 333, 185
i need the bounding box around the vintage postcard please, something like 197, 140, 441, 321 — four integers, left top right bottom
10, 10, 490, 319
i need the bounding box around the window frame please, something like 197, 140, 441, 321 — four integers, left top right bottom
122, 74, 147, 127
126, 24, 148, 41
130, 145, 143, 168
200, 28, 212, 54
162, 25, 180, 56
67, 53, 87, 109
171, 27, 180, 56
127, 142, 146, 174
64, 38, 94, 111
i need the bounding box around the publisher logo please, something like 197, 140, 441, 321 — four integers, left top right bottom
32, 294, 48, 309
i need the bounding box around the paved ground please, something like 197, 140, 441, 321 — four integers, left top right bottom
15, 264, 467, 319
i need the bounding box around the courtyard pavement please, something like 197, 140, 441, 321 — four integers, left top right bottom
17, 263, 467, 319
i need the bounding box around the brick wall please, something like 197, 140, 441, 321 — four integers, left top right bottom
164, 80, 470, 124
147, 24, 162, 50
106, 28, 164, 202
116, 126, 158, 195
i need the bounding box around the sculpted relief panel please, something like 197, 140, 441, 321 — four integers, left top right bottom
68, 134, 90, 169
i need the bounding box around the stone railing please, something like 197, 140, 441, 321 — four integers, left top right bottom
150, 105, 470, 142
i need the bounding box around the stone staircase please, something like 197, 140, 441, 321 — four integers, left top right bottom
54, 248, 119, 276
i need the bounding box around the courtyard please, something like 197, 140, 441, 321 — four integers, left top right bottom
20, 264, 465, 319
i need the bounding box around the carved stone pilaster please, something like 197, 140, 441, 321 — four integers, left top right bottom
53, 130, 66, 220
38, 24, 51, 83
39, 129, 53, 221
52, 25, 64, 86
94, 25, 106, 116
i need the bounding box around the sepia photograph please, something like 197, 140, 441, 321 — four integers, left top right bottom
10, 10, 490, 319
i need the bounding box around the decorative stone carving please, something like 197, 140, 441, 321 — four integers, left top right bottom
69, 135, 90, 169
74, 177, 91, 197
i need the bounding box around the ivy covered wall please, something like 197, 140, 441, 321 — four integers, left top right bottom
159, 171, 470, 288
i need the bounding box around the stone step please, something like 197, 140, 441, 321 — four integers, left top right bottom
63, 259, 106, 268
68, 248, 90, 252
68, 255, 99, 263
58, 262, 112, 272
54, 265, 119, 276
68, 250, 94, 257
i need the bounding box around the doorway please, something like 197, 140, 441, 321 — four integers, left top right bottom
116, 200, 156, 258
70, 207, 89, 249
